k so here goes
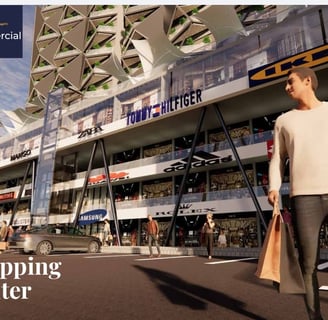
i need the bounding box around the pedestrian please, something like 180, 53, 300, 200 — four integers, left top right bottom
0, 220, 8, 241
268, 66, 327, 320
146, 214, 161, 258
218, 229, 227, 248
203, 212, 215, 259
103, 219, 111, 246
6, 225, 14, 241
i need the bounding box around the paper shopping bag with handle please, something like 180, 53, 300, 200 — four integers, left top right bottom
255, 203, 305, 294
255, 204, 281, 282
276, 221, 305, 294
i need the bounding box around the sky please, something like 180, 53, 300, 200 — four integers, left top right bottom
0, 5, 35, 114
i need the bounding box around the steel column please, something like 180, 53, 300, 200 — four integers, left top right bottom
214, 104, 267, 234
165, 107, 206, 246
73, 140, 98, 228
99, 139, 121, 246
7, 160, 33, 230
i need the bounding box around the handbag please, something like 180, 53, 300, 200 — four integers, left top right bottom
255, 203, 305, 294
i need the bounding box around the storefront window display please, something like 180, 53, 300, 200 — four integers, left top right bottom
113, 149, 140, 164
141, 217, 170, 247
143, 141, 172, 158
142, 178, 172, 199
214, 214, 258, 248
208, 121, 251, 151
210, 165, 254, 193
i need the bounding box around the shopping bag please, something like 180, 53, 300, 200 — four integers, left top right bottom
276, 222, 305, 294
255, 204, 281, 282
0, 241, 8, 250
255, 203, 306, 294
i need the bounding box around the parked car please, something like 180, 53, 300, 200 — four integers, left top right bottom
8, 225, 102, 255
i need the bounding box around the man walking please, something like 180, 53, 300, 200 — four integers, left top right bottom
147, 214, 161, 258
268, 67, 327, 320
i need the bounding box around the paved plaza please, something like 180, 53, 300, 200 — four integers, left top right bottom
0, 249, 328, 319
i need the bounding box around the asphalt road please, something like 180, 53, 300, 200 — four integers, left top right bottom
0, 251, 328, 320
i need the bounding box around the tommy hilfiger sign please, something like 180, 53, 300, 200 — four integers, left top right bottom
126, 89, 202, 126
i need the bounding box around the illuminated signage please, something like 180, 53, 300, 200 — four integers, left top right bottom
0, 6, 22, 58
163, 150, 232, 173
126, 89, 202, 126
249, 44, 328, 87
0, 192, 15, 201
155, 204, 216, 217
78, 209, 107, 225
88, 172, 129, 184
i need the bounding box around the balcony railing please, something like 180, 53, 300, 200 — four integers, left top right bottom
109, 130, 273, 172
114, 183, 290, 210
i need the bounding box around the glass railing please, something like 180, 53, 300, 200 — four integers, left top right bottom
75, 130, 273, 179
166, 6, 327, 96
108, 130, 273, 173
115, 184, 290, 210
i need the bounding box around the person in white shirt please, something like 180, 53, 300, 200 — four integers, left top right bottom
268, 66, 327, 320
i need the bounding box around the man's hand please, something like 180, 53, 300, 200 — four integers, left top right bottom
268, 190, 279, 206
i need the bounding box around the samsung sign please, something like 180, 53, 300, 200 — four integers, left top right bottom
126, 89, 202, 126
78, 209, 107, 226
249, 44, 328, 87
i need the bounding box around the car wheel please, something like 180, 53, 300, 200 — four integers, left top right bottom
36, 240, 52, 256
88, 240, 100, 253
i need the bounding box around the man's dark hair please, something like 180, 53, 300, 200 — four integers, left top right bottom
288, 67, 318, 91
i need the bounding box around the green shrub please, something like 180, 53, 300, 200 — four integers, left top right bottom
203, 36, 211, 44
185, 37, 194, 45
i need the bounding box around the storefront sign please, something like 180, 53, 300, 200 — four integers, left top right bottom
0, 192, 15, 201
126, 89, 202, 126
77, 126, 103, 139
155, 204, 216, 217
13, 217, 31, 226
10, 149, 31, 161
78, 209, 107, 225
0, 6, 22, 58
163, 150, 232, 173
88, 172, 129, 184
249, 44, 328, 87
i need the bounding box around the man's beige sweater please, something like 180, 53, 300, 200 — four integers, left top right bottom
269, 102, 328, 197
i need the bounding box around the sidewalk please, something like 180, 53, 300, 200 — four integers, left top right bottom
101, 245, 328, 260
101, 245, 261, 257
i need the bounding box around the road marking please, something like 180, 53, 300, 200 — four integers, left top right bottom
318, 262, 328, 270
205, 257, 257, 265
84, 254, 137, 259
135, 255, 195, 261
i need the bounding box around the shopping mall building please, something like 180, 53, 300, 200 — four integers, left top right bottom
0, 5, 328, 248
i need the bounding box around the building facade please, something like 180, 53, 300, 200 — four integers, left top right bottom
1, 5, 328, 248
